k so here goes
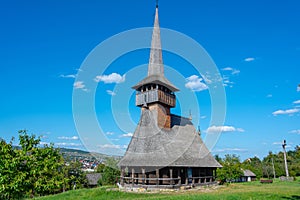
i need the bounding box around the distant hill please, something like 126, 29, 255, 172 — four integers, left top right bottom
59, 148, 122, 163
11, 145, 122, 163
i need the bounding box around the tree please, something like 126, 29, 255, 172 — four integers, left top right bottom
241, 156, 262, 179
64, 161, 87, 190
263, 151, 285, 178
0, 130, 66, 199
217, 154, 243, 184
287, 146, 300, 177
98, 157, 120, 185
0, 137, 26, 199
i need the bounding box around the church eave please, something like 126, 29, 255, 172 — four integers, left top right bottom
132, 75, 179, 92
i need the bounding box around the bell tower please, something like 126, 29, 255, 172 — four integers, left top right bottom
132, 5, 179, 129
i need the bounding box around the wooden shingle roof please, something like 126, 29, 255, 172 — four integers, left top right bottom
118, 109, 221, 170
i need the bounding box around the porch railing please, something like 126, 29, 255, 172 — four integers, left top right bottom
120, 176, 216, 186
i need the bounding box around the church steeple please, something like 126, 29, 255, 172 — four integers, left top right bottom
132, 4, 179, 129
132, 5, 178, 93
148, 6, 163, 76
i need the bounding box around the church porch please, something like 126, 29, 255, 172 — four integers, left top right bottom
120, 167, 218, 188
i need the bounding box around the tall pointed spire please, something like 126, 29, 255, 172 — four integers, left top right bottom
148, 6, 164, 76
132, 5, 179, 92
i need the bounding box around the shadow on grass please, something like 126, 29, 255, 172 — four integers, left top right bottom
282, 195, 300, 200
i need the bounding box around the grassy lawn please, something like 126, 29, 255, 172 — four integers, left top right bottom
34, 179, 300, 200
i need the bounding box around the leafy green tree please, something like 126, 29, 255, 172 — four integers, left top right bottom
19, 130, 66, 196
65, 161, 87, 190
241, 156, 262, 179
263, 151, 285, 178
98, 157, 120, 185
287, 146, 300, 177
0, 130, 66, 199
217, 154, 243, 184
96, 163, 105, 173
0, 137, 27, 199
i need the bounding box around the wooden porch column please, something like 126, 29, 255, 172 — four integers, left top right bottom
178, 168, 181, 185
142, 168, 145, 185
204, 168, 207, 183
120, 168, 125, 186
170, 168, 173, 185
198, 168, 201, 183
131, 168, 135, 187
156, 168, 159, 186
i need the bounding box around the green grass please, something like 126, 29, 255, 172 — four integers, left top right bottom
33, 179, 300, 200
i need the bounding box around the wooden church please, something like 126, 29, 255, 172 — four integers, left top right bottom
118, 4, 221, 188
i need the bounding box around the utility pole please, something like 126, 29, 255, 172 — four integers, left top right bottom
282, 140, 289, 177
271, 157, 276, 179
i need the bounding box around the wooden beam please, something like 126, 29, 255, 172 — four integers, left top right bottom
120, 168, 124, 186
170, 168, 173, 185
142, 168, 145, 185
156, 168, 159, 185
131, 168, 135, 187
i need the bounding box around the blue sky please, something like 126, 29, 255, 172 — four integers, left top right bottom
0, 0, 299, 160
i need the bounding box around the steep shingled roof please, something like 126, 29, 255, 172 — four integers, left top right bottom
118, 109, 222, 169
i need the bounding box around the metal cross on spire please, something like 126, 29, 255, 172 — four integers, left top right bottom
156, 0, 159, 8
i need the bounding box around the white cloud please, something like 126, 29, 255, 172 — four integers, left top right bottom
272, 141, 292, 148
99, 144, 120, 149
98, 144, 127, 149
222, 76, 234, 87
289, 130, 300, 135
236, 128, 245, 132
202, 76, 212, 84
39, 141, 49, 145
272, 142, 282, 145
73, 81, 88, 91
231, 69, 240, 75
206, 125, 244, 133
106, 90, 116, 96
200, 115, 207, 119
266, 94, 273, 98
244, 57, 255, 62
221, 70, 238, 88
213, 148, 247, 153
95, 73, 125, 84
58, 136, 79, 140
293, 100, 300, 104
221, 67, 240, 75
185, 75, 208, 92
221, 67, 233, 71
56, 142, 82, 147
60, 74, 76, 78
106, 132, 114, 135
272, 108, 300, 116
74, 81, 85, 89
121, 133, 133, 138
